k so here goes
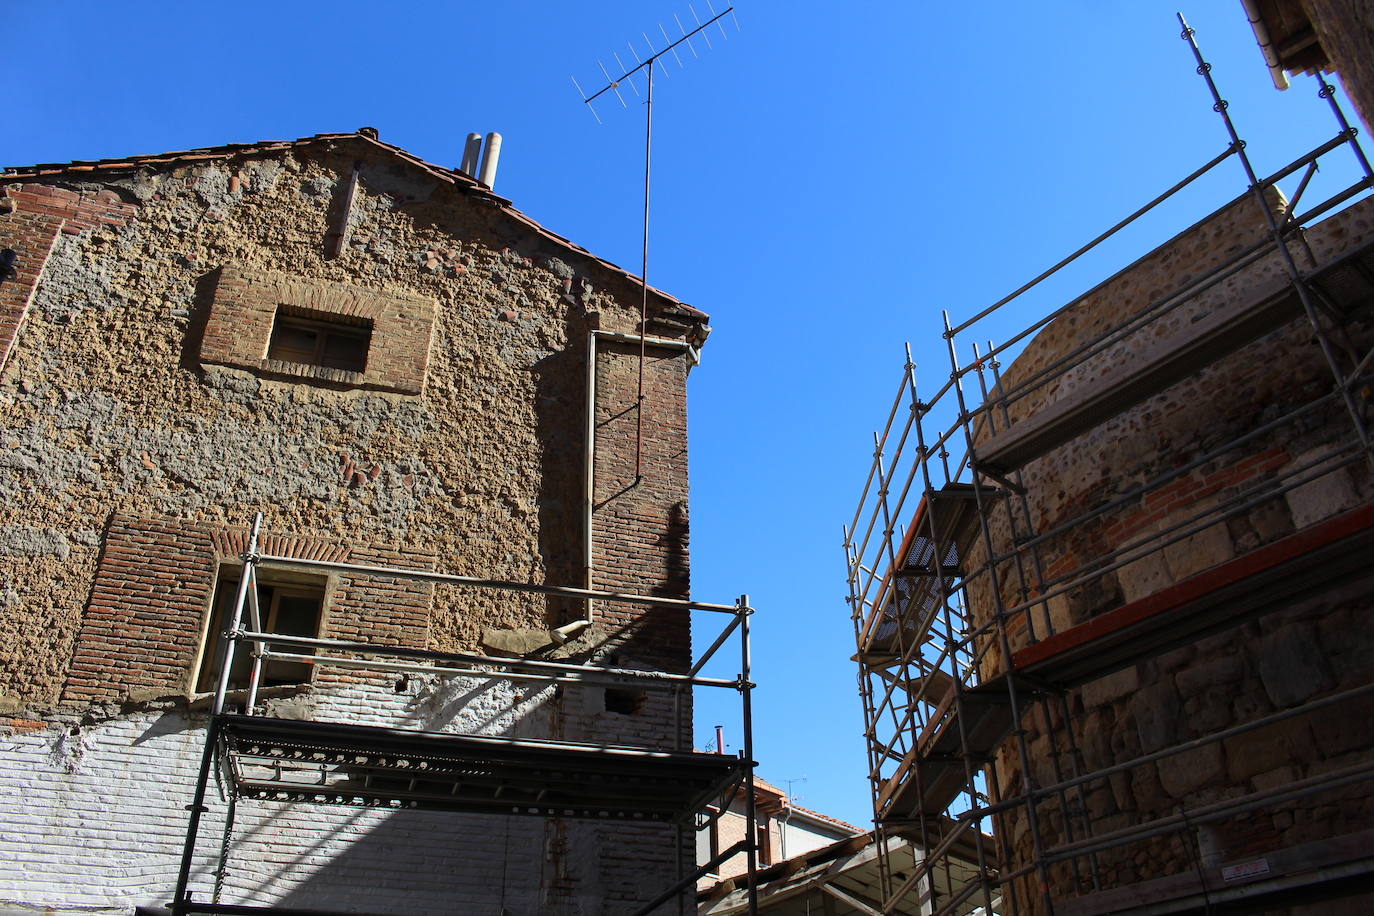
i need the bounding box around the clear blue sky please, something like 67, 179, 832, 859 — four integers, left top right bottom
7, 2, 1366, 829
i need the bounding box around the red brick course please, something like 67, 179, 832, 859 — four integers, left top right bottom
591, 341, 693, 676
201, 266, 436, 394
62, 515, 434, 703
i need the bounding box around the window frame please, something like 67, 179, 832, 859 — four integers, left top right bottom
266, 308, 373, 373
192, 564, 331, 695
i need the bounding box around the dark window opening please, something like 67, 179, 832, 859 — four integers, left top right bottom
266, 306, 372, 373
196, 570, 325, 693
604, 687, 645, 715
756, 822, 772, 866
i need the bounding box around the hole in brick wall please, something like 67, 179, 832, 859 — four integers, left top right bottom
267, 305, 373, 373
604, 687, 645, 715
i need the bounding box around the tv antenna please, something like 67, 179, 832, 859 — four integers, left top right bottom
780, 775, 807, 858
572, 4, 738, 481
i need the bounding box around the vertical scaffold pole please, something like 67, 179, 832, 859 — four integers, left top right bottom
984, 344, 1103, 894
738, 594, 760, 916
1180, 13, 1374, 467
943, 312, 1057, 915
172, 512, 262, 912
844, 524, 894, 901
907, 360, 999, 916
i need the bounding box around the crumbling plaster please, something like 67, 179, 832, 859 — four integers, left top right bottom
0, 140, 698, 705
0, 139, 705, 913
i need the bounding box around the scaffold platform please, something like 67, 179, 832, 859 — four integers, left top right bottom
218, 714, 745, 820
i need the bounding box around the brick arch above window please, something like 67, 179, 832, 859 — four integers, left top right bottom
210, 528, 353, 565
200, 266, 436, 394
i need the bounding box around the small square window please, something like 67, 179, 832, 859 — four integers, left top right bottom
266, 306, 372, 373
196, 569, 326, 693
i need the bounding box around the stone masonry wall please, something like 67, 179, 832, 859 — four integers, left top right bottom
1301, 0, 1374, 136
962, 193, 1374, 912
965, 191, 1374, 659
0, 138, 706, 914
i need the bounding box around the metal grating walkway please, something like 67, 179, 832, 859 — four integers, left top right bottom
217, 714, 746, 821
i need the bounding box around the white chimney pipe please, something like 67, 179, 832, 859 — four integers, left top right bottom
459, 133, 482, 176
478, 131, 502, 189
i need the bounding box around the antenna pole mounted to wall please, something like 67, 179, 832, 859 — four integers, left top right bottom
572, 4, 739, 481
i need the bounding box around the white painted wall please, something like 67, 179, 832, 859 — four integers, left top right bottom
779, 813, 853, 860
0, 676, 684, 914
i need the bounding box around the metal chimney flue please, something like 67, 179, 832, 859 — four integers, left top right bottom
459, 133, 482, 177
478, 131, 502, 190
714, 724, 724, 755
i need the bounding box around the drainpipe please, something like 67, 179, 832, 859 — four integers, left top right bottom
551, 328, 698, 643
1240, 0, 1291, 91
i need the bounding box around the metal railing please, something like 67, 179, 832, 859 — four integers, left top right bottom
172, 513, 762, 915
842, 18, 1374, 916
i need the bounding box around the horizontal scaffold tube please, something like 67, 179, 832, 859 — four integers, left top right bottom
241, 631, 741, 689
263, 650, 740, 690
252, 552, 742, 613
962, 680, 1374, 822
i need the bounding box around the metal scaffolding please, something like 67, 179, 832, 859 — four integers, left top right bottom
171, 514, 762, 915
843, 18, 1374, 916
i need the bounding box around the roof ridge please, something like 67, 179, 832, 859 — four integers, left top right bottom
782, 799, 864, 834
2, 129, 706, 321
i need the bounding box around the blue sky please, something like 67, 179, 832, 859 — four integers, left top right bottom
7, 2, 1368, 829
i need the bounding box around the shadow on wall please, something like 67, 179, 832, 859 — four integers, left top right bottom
664, 500, 689, 598
530, 318, 589, 629
184, 679, 555, 912
263, 808, 548, 915
181, 268, 222, 372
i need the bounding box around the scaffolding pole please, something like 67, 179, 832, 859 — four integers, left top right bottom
844, 20, 1374, 915
171, 525, 761, 916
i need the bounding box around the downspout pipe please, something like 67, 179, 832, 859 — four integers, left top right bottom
553, 328, 697, 643
1241, 0, 1291, 91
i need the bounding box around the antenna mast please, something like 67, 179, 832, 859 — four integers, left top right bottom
573, 4, 738, 481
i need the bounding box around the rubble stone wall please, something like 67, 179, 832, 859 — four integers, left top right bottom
0, 140, 706, 913
963, 194, 1374, 912
1301, 0, 1374, 135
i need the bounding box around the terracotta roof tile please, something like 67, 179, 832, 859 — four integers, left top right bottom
749, 775, 864, 834
782, 800, 864, 835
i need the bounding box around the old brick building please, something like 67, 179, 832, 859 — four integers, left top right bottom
0, 130, 743, 914
845, 23, 1374, 916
